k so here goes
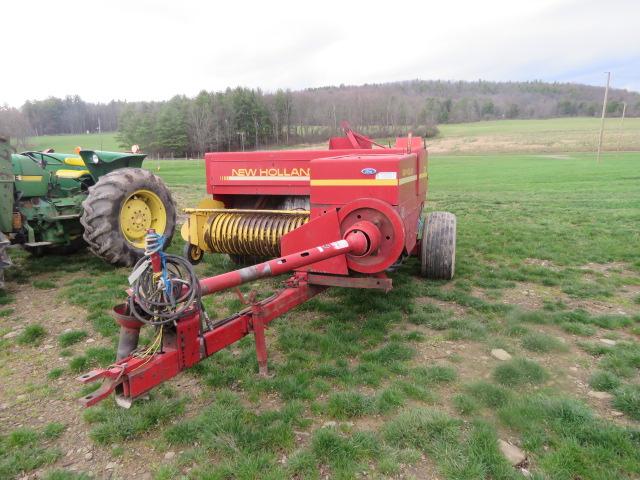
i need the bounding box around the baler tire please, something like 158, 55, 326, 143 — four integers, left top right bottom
81, 168, 176, 267
421, 211, 456, 280
183, 243, 204, 265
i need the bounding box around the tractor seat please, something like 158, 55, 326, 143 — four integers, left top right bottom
55, 169, 90, 179
64, 157, 85, 167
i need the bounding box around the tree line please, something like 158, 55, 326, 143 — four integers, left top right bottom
2, 80, 639, 154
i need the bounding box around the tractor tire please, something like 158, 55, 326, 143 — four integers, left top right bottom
81, 168, 176, 267
421, 211, 456, 280
50, 237, 86, 255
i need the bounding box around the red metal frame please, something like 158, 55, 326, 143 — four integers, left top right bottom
78, 228, 372, 406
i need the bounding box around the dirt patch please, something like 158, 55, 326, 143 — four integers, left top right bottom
486, 280, 640, 316
579, 262, 631, 276
523, 258, 560, 271
415, 296, 468, 317
0, 275, 216, 479
498, 285, 545, 310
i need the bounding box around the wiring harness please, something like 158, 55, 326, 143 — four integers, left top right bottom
128, 232, 200, 326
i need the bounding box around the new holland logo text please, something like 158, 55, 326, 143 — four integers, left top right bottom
222, 167, 310, 181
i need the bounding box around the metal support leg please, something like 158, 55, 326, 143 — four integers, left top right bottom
252, 312, 269, 377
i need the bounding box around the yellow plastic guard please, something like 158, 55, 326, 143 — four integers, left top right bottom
64, 157, 85, 167
55, 169, 90, 179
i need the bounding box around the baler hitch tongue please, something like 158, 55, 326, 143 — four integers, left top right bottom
76, 367, 125, 407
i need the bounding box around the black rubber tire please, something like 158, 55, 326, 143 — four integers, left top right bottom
183, 243, 204, 265
81, 168, 176, 267
421, 211, 457, 280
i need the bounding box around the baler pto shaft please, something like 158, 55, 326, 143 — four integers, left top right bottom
199, 228, 369, 295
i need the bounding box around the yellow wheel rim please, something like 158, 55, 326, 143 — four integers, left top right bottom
119, 189, 167, 248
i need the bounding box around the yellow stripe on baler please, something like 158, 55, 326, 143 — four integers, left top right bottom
310, 179, 398, 186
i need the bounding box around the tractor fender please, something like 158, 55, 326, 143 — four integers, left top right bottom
79, 150, 147, 180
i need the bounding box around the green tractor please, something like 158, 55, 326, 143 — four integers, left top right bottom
0, 136, 176, 288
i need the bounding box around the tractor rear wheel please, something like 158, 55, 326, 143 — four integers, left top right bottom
421, 211, 457, 280
81, 168, 176, 267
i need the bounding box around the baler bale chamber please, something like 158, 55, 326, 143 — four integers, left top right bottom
78, 127, 457, 407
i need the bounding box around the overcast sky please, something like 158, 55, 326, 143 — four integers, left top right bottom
2, 0, 638, 107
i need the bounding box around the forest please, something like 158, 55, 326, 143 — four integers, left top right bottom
1, 80, 638, 155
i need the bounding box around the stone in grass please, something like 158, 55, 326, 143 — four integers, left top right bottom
600, 338, 616, 346
498, 439, 526, 466
491, 349, 512, 361
164, 451, 176, 460
588, 390, 613, 400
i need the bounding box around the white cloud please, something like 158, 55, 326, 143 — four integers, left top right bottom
2, 0, 639, 106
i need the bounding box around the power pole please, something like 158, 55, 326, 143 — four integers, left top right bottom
619, 102, 627, 151
596, 71, 610, 164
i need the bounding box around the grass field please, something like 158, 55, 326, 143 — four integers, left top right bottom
428, 117, 640, 154
1, 148, 640, 479
22, 116, 640, 156
25, 132, 122, 153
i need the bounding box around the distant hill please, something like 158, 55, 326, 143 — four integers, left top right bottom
3, 79, 638, 154
301, 79, 640, 123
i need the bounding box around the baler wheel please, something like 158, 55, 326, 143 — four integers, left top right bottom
421, 211, 457, 280
81, 168, 176, 267
183, 243, 204, 265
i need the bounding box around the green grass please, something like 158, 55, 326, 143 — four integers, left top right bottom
613, 385, 640, 420
17, 324, 47, 346
3, 140, 640, 478
383, 409, 518, 479
493, 358, 549, 387
521, 332, 568, 352
47, 367, 65, 380
32, 279, 57, 290
84, 390, 185, 444
498, 394, 640, 477
465, 382, 513, 409
588, 370, 621, 392
25, 132, 120, 153
0, 427, 60, 478
58, 330, 88, 347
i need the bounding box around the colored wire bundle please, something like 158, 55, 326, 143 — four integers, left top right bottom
129, 233, 200, 325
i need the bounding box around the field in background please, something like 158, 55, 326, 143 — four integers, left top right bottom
23, 116, 640, 156
25, 132, 122, 153
1, 149, 639, 479
428, 117, 640, 154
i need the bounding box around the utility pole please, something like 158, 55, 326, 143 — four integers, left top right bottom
596, 71, 610, 164
619, 102, 627, 151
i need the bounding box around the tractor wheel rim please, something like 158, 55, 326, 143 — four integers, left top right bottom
119, 189, 167, 248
